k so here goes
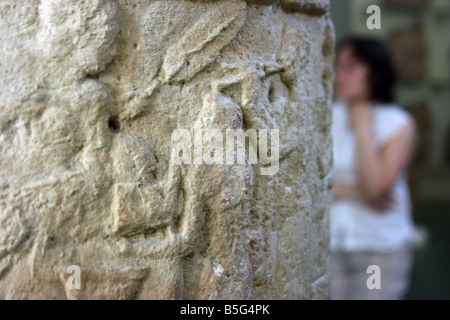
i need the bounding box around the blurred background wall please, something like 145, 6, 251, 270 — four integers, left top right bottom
331, 0, 450, 299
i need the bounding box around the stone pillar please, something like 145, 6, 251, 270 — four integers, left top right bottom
0, 0, 334, 299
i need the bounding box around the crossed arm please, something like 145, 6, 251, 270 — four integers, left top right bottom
333, 103, 418, 211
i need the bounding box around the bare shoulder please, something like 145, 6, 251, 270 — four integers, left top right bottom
378, 105, 418, 154
383, 114, 418, 153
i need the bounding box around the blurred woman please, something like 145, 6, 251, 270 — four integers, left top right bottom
331, 37, 418, 300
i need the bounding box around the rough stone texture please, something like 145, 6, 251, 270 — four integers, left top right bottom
0, 0, 334, 299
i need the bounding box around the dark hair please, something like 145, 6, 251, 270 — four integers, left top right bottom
337, 37, 396, 104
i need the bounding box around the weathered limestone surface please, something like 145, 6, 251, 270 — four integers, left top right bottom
0, 0, 334, 299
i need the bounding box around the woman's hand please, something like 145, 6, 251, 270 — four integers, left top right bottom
365, 192, 397, 212
348, 101, 372, 131
333, 183, 397, 213
333, 183, 361, 201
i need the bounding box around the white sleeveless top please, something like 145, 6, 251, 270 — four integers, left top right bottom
330, 101, 416, 253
